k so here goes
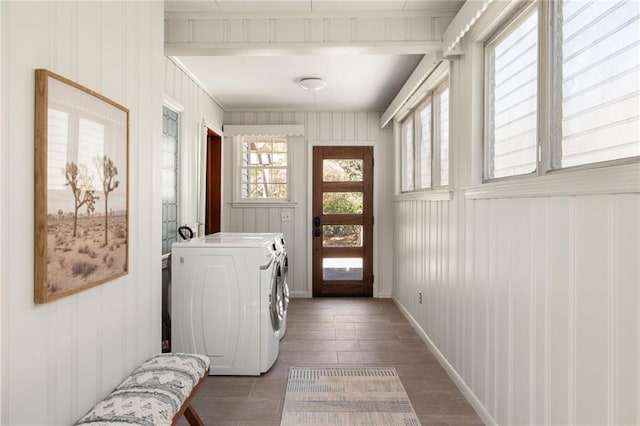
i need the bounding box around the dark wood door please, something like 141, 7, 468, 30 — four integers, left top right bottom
205, 129, 221, 235
312, 146, 373, 297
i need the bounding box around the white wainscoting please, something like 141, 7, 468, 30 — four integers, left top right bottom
223, 111, 394, 298
394, 193, 640, 425
0, 2, 164, 424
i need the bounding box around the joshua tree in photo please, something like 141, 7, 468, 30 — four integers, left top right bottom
64, 162, 99, 237
95, 155, 119, 246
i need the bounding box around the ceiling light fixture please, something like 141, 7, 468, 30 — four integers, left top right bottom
298, 77, 327, 91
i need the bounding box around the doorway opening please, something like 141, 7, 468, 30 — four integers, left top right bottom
205, 129, 222, 235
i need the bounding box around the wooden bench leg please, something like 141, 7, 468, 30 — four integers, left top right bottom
182, 403, 204, 426
171, 369, 209, 426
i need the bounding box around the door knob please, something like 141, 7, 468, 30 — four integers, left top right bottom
313, 228, 322, 237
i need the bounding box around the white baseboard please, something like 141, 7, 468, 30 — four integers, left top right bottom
392, 297, 497, 426
289, 292, 392, 298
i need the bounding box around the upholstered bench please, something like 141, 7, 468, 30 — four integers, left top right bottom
75, 353, 210, 426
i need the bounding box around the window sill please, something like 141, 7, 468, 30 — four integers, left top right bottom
231, 201, 298, 208
394, 188, 452, 202
465, 162, 640, 199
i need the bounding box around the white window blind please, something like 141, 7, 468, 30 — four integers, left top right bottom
486, 8, 538, 179
401, 118, 415, 192
560, 0, 640, 168
416, 102, 432, 189
438, 87, 450, 186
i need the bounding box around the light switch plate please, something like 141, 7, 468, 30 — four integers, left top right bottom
281, 211, 292, 222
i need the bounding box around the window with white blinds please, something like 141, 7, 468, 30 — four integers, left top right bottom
401, 118, 415, 192
438, 87, 450, 186
558, 0, 640, 168
416, 101, 432, 190
485, 7, 538, 179
399, 79, 450, 192
483, 0, 639, 181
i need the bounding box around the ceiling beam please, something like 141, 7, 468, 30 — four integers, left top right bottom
165, 12, 456, 56
165, 41, 443, 56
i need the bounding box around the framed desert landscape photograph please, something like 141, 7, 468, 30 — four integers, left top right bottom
34, 69, 129, 303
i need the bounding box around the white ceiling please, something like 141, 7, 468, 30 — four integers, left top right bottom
168, 0, 461, 111
174, 54, 424, 111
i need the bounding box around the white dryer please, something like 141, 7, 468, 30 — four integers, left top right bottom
171, 234, 280, 375
274, 235, 289, 340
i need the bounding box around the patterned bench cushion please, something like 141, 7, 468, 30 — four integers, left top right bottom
76, 353, 210, 426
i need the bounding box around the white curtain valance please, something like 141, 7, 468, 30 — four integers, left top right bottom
223, 124, 305, 137
443, 0, 493, 57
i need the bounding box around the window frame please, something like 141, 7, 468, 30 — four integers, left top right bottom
482, 0, 639, 183
234, 135, 291, 202
433, 80, 451, 189
400, 117, 415, 192
483, 1, 540, 182
399, 75, 451, 194
161, 104, 181, 257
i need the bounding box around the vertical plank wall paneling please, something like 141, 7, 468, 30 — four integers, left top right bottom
0, 2, 164, 424
392, 19, 640, 426
223, 111, 394, 297
163, 57, 224, 233
394, 193, 640, 425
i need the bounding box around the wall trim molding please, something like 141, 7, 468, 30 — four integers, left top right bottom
380, 53, 444, 128
165, 9, 459, 21
167, 56, 224, 111
464, 163, 640, 199
393, 188, 452, 202
165, 41, 442, 57
442, 0, 493, 56
230, 201, 298, 208
393, 297, 498, 426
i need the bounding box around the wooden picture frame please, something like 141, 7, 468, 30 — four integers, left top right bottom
34, 69, 129, 303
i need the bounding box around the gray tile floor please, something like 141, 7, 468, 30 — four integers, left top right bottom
179, 298, 483, 426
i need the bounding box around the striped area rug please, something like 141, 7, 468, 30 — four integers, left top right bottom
280, 367, 421, 425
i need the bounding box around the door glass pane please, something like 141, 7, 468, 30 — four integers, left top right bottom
323, 225, 363, 247
323, 159, 363, 181
323, 258, 363, 281
323, 192, 363, 214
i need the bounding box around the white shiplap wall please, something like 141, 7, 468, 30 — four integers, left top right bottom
164, 58, 225, 235
223, 111, 395, 298
395, 194, 640, 425
0, 2, 164, 424
392, 11, 640, 426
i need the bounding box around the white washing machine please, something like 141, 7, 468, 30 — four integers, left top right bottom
171, 234, 281, 375
212, 232, 289, 339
